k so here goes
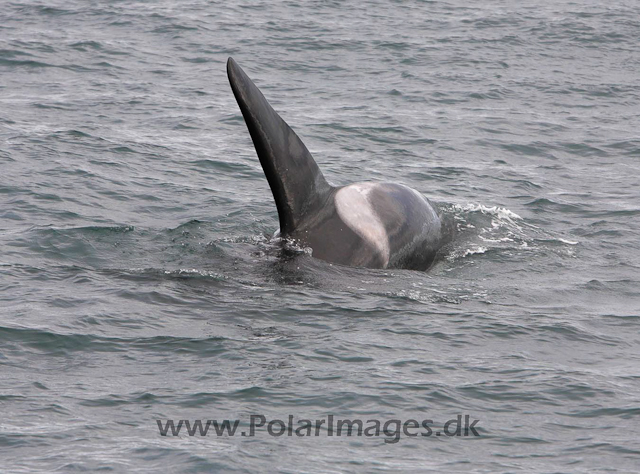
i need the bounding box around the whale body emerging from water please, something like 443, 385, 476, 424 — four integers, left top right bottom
227, 57, 454, 270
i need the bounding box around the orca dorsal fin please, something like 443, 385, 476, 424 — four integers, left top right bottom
227, 57, 332, 235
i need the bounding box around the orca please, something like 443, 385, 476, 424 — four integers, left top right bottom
227, 57, 454, 270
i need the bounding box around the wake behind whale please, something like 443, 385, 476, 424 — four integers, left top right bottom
227, 57, 454, 270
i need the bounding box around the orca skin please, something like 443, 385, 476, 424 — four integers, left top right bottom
227, 57, 453, 270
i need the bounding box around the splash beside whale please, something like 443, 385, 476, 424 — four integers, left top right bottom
227, 57, 453, 270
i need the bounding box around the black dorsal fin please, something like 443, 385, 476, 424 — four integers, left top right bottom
227, 57, 332, 235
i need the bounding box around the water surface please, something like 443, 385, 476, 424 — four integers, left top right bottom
1, 0, 639, 472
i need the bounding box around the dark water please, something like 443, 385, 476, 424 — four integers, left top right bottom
2, 0, 640, 472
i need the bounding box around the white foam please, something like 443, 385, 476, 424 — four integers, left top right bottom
462, 246, 488, 257
453, 203, 522, 221
446, 245, 488, 261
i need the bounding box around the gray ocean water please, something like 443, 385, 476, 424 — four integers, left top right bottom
1, 0, 640, 472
